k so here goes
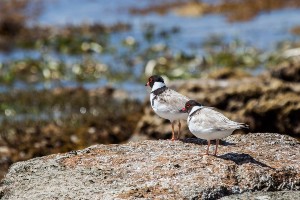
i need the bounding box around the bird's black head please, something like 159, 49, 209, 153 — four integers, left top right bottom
145, 75, 165, 88
181, 100, 202, 113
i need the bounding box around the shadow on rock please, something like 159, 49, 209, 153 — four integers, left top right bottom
182, 138, 236, 146
217, 153, 274, 169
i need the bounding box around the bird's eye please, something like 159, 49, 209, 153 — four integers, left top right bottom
149, 78, 152, 82
186, 104, 190, 108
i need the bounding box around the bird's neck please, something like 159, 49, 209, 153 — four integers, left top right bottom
189, 106, 202, 116
151, 82, 166, 92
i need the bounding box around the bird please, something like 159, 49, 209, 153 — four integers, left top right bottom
180, 100, 249, 155
145, 75, 189, 141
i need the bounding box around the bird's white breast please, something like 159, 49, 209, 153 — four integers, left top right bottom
150, 93, 187, 121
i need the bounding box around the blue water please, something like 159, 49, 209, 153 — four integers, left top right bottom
2, 0, 300, 100
37, 1, 300, 50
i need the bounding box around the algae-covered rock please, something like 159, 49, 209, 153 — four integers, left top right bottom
1, 133, 299, 199
270, 57, 300, 82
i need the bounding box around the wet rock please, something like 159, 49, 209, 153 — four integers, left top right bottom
270, 57, 300, 82
134, 72, 300, 140
206, 67, 251, 80
0, 149, 13, 183
0, 133, 299, 199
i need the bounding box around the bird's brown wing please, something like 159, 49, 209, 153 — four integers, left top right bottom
155, 88, 189, 113
192, 107, 242, 131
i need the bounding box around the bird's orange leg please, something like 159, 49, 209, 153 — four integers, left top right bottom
214, 139, 219, 156
204, 140, 210, 155
171, 121, 175, 141
177, 120, 181, 140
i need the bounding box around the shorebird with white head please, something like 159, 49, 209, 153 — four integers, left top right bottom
181, 100, 249, 155
145, 75, 189, 141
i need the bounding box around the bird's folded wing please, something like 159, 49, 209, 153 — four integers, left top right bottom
155, 89, 189, 113
195, 108, 241, 130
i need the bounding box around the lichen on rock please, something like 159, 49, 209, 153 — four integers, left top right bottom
1, 133, 299, 199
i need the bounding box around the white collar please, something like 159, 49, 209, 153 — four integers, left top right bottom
151, 82, 166, 92
189, 106, 202, 116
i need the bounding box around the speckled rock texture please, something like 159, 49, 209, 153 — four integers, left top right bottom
220, 191, 300, 200
0, 133, 299, 200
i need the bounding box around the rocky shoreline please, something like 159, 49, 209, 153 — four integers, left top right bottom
0, 86, 143, 180
1, 63, 300, 181
1, 133, 299, 199
133, 64, 300, 141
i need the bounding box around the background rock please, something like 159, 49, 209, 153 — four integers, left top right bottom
270, 56, 300, 82
1, 133, 299, 200
133, 70, 300, 141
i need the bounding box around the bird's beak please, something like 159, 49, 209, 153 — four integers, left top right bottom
179, 107, 186, 113
145, 82, 149, 86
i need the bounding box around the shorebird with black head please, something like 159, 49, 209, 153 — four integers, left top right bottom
181, 100, 249, 155
145, 75, 189, 141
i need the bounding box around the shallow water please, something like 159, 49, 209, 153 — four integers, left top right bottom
38, 0, 300, 50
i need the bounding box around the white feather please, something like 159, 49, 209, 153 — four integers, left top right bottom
151, 82, 166, 92
150, 86, 189, 122
187, 107, 242, 140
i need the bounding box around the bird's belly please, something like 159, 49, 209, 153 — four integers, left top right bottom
153, 108, 188, 121
150, 95, 188, 121
189, 126, 234, 140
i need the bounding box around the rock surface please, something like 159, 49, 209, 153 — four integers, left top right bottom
220, 191, 300, 200
1, 133, 299, 200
